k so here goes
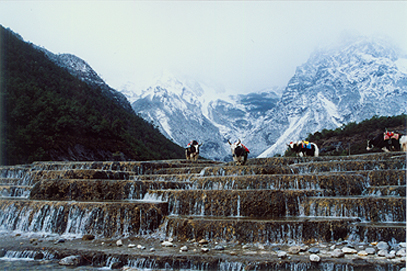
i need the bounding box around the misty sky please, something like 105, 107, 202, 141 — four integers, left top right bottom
1, 1, 406, 95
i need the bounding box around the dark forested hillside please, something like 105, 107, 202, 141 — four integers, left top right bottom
284, 114, 407, 156
0, 26, 184, 165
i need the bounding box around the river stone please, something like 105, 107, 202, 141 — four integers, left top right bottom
386, 250, 396, 259
310, 254, 320, 262
342, 247, 357, 254
55, 238, 65, 244
199, 239, 209, 245
357, 250, 368, 257
331, 249, 345, 258
257, 244, 265, 250
128, 244, 136, 248
34, 252, 44, 260
365, 247, 375, 255
300, 245, 309, 251
278, 251, 288, 258
161, 241, 174, 247
400, 242, 406, 248
116, 240, 123, 247
201, 247, 210, 252
396, 248, 406, 257
288, 246, 301, 254
308, 247, 320, 254
376, 241, 389, 250
377, 249, 387, 257
214, 245, 225, 250
111, 262, 124, 269
180, 246, 188, 252
59, 255, 81, 266
82, 234, 95, 241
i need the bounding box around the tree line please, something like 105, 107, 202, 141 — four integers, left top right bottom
0, 25, 184, 165
284, 114, 406, 156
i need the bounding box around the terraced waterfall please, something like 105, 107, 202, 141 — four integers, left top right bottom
0, 152, 406, 270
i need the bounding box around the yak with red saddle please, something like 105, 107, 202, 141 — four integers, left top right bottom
367, 131, 407, 152
228, 139, 250, 165
287, 141, 319, 157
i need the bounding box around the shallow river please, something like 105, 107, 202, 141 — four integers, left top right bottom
0, 259, 209, 271
0, 259, 105, 271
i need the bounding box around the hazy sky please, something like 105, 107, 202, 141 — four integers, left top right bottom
1, 1, 406, 95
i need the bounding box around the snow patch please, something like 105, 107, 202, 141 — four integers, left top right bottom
395, 58, 407, 74
317, 93, 341, 126
258, 111, 311, 157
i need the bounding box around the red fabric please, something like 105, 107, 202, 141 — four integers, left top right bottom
241, 143, 250, 153
384, 132, 399, 140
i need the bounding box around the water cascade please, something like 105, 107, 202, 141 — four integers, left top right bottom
0, 153, 405, 270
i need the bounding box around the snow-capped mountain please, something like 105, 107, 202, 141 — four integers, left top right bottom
129, 36, 407, 160
130, 73, 284, 160
259, 36, 407, 156
132, 75, 231, 160
36, 47, 133, 112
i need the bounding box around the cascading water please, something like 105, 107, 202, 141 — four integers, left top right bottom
0, 154, 405, 270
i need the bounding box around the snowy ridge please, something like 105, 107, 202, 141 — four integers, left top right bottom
36, 46, 133, 112
129, 36, 406, 160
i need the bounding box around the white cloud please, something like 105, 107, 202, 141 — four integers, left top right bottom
1, 1, 406, 95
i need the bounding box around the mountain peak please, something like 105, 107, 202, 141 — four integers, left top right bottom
132, 35, 407, 160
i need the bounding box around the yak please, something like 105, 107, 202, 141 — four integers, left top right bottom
287, 141, 319, 157
228, 139, 249, 165
185, 140, 202, 161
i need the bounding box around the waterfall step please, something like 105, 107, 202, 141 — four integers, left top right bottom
151, 167, 208, 175
0, 199, 168, 237
162, 215, 406, 244
28, 170, 406, 201
0, 166, 30, 179
0, 152, 406, 270
25, 169, 131, 185
244, 152, 406, 166
291, 157, 406, 173
29, 179, 192, 201
133, 173, 199, 182
365, 185, 406, 196
353, 222, 407, 243
150, 189, 323, 218
357, 169, 406, 186
0, 178, 27, 185
30, 160, 220, 173
135, 169, 405, 193
304, 196, 406, 222
0, 185, 32, 198
199, 164, 293, 176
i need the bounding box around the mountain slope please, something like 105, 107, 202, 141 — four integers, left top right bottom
129, 36, 407, 160
37, 48, 133, 112
259, 36, 407, 156
302, 114, 407, 156
0, 25, 184, 165
132, 78, 229, 161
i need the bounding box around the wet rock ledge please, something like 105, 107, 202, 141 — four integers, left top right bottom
0, 152, 406, 270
